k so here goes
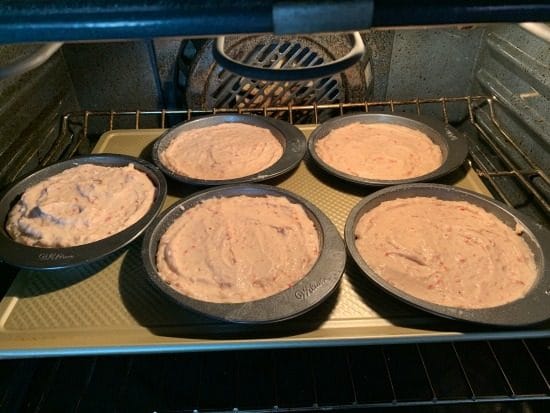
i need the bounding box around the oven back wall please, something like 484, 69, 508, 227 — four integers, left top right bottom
62, 40, 174, 134
59, 28, 486, 119
386, 27, 485, 121
62, 41, 163, 111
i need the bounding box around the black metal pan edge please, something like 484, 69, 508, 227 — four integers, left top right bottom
344, 183, 550, 327
0, 154, 167, 270
307, 112, 469, 186
152, 114, 306, 186
141, 183, 346, 324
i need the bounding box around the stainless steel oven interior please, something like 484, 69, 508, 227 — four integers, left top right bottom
0, 2, 549, 412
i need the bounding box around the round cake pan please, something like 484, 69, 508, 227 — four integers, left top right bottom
0, 154, 167, 270
308, 112, 469, 186
345, 183, 550, 327
142, 183, 346, 324
152, 114, 306, 186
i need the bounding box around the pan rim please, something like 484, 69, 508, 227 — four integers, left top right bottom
152, 114, 306, 186
0, 154, 167, 270
344, 183, 550, 327
307, 112, 469, 186
141, 183, 346, 324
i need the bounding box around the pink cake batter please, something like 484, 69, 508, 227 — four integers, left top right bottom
315, 122, 443, 180
160, 122, 284, 180
156, 195, 320, 303
6, 164, 155, 247
354, 197, 537, 309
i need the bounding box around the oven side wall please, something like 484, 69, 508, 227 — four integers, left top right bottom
0, 45, 80, 189
473, 24, 550, 172
471, 24, 550, 220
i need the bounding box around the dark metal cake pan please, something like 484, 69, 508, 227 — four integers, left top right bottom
152, 114, 306, 186
0, 154, 167, 270
308, 112, 469, 186
141, 183, 346, 324
344, 183, 550, 327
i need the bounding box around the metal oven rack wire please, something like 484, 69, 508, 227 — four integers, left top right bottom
3, 95, 546, 412
53, 95, 549, 221
1, 339, 549, 411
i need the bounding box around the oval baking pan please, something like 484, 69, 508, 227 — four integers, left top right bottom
308, 113, 469, 186
142, 183, 346, 324
0, 154, 167, 270
152, 114, 306, 186
345, 183, 550, 327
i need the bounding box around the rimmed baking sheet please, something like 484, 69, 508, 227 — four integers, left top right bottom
0, 126, 548, 358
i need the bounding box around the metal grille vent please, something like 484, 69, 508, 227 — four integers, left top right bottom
210, 41, 341, 123
184, 35, 370, 123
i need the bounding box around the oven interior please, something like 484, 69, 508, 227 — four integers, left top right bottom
0, 18, 549, 413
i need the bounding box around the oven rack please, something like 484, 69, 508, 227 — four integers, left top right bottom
1, 339, 548, 412
54, 95, 549, 222
2, 96, 547, 411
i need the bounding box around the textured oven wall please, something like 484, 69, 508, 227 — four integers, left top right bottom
0, 45, 80, 189
384, 27, 485, 121
362, 30, 393, 101
473, 24, 550, 173
62, 41, 166, 133
470, 24, 550, 218
62, 41, 162, 111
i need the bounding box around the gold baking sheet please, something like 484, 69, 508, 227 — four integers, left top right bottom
1, 126, 548, 358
